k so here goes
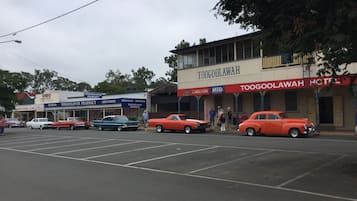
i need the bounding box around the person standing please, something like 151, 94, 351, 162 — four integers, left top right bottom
217, 106, 225, 132
209, 108, 216, 127
227, 107, 233, 130
142, 110, 149, 130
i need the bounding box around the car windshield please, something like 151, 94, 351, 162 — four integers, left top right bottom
179, 115, 191, 120
279, 113, 288, 118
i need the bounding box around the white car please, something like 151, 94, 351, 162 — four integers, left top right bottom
26, 118, 53, 129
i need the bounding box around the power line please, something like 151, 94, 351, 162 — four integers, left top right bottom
0, 0, 99, 38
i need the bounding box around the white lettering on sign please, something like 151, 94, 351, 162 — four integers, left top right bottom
198, 66, 240, 80
240, 80, 305, 91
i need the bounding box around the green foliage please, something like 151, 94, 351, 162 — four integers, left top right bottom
131, 67, 155, 91
214, 0, 357, 77
164, 40, 191, 82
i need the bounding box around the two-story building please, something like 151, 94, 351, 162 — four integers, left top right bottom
172, 32, 357, 131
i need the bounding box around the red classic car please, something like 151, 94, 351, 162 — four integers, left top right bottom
148, 114, 210, 134
238, 111, 315, 138
52, 117, 90, 130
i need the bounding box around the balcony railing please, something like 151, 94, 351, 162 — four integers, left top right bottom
262, 53, 313, 69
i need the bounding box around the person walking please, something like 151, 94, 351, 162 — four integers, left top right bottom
227, 107, 233, 131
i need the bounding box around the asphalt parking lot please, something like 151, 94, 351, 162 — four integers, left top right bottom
0, 128, 357, 201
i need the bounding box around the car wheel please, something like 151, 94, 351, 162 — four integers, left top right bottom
156, 125, 163, 133
184, 126, 191, 134
29, 126, 33, 129
246, 128, 255, 136
98, 126, 103, 131
117, 127, 122, 131
56, 127, 61, 130
289, 128, 300, 138
70, 125, 75, 130
39, 125, 43, 130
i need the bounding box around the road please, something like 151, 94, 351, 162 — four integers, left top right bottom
0, 128, 356, 201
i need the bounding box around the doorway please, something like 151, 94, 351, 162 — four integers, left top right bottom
319, 97, 333, 124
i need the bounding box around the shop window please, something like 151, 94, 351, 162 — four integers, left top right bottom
253, 93, 271, 111
232, 95, 243, 113
198, 50, 204, 66
285, 91, 297, 111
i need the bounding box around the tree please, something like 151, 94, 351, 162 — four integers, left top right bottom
164, 40, 191, 82
214, 0, 357, 78
0, 70, 16, 111
131, 67, 155, 91
93, 69, 132, 94
75, 82, 92, 91
32, 69, 58, 93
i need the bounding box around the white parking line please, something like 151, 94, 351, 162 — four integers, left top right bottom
0, 147, 354, 201
28, 139, 115, 152
276, 154, 347, 188
52, 141, 141, 155
9, 138, 84, 149
0, 137, 65, 146
0, 136, 51, 144
188, 150, 275, 174
83, 143, 177, 160
126, 146, 218, 166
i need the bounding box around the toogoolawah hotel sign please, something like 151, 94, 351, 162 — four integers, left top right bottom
177, 76, 355, 96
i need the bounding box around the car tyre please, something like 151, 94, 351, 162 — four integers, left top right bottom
156, 125, 163, 133
289, 128, 300, 138
39, 125, 43, 130
117, 127, 122, 131
98, 126, 103, 131
184, 126, 191, 134
70, 125, 75, 130
246, 128, 255, 136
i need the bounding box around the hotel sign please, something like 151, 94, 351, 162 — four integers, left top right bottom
198, 65, 240, 80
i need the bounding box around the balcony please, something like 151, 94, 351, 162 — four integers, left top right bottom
262, 53, 313, 69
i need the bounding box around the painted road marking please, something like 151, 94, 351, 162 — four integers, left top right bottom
28, 139, 115, 152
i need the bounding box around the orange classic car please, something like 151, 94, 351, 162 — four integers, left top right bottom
148, 114, 210, 134
52, 117, 90, 130
238, 111, 315, 138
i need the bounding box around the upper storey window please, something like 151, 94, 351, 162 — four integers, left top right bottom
178, 52, 197, 69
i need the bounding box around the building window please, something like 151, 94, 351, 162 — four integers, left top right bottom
216, 46, 222, 64
222, 45, 228, 63
228, 43, 234, 61
179, 52, 197, 68
285, 91, 297, 111
236, 41, 244, 60
253, 39, 261, 58
209, 47, 216, 65
253, 93, 271, 111
244, 40, 252, 59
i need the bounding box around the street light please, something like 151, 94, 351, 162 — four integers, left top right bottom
0, 39, 22, 44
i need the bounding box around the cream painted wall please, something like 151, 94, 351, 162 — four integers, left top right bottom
178, 56, 357, 90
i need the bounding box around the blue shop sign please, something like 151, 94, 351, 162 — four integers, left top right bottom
211, 86, 225, 94
44, 98, 146, 109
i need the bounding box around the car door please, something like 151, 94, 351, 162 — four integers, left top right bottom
102, 117, 114, 129
33, 119, 39, 128
265, 113, 284, 135
166, 115, 179, 130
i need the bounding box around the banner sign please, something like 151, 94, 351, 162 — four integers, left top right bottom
178, 76, 355, 96
44, 98, 146, 109
84, 92, 103, 98
198, 65, 240, 80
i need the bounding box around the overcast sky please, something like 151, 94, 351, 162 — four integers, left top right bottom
0, 0, 246, 86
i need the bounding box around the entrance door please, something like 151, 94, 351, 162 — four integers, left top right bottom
319, 97, 333, 124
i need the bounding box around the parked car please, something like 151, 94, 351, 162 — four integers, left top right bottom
148, 114, 210, 134
5, 118, 24, 127
238, 111, 315, 138
92, 115, 138, 131
26, 118, 53, 129
52, 117, 90, 130
0, 118, 6, 134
